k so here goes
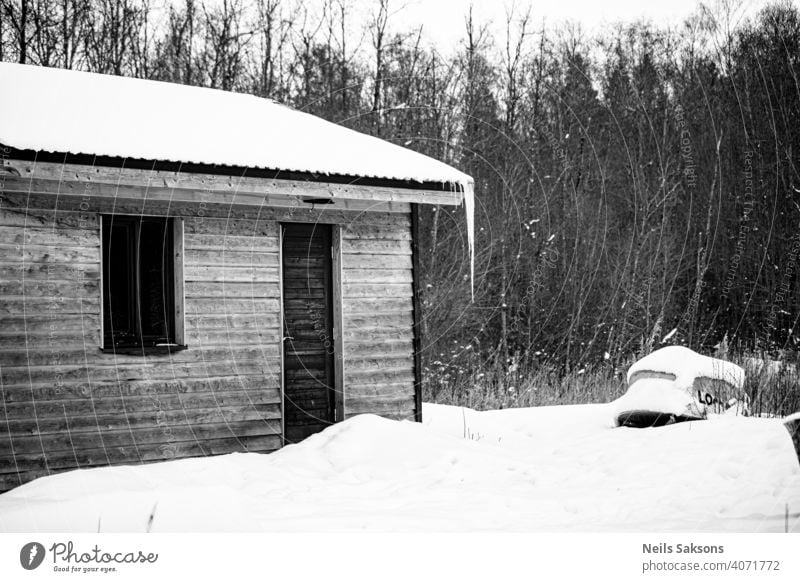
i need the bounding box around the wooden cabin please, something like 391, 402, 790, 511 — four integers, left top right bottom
0, 63, 473, 492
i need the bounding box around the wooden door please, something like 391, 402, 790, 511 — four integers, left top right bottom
282, 223, 336, 443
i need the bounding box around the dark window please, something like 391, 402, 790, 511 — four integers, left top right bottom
102, 216, 176, 348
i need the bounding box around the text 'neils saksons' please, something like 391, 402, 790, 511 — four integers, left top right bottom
643, 543, 724, 554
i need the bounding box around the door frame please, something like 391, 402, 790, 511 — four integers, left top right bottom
278, 222, 344, 446
331, 225, 345, 424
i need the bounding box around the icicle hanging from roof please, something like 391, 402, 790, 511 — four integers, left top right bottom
462, 179, 475, 301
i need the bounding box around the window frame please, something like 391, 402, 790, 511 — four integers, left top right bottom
99, 214, 186, 353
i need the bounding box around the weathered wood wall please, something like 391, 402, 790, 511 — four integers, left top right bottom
0, 196, 285, 492
0, 185, 418, 492
341, 216, 416, 421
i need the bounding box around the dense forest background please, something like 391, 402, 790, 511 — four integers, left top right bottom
2, 0, 799, 405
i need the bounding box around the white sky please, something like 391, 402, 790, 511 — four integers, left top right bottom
191, 0, 773, 60
354, 0, 769, 54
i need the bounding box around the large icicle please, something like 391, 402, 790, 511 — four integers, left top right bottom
463, 180, 475, 301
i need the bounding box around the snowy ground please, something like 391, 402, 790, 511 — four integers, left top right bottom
1, 403, 798, 532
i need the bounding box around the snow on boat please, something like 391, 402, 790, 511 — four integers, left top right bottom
614, 346, 747, 428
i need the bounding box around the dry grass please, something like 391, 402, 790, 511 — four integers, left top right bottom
424, 359, 628, 411
425, 351, 800, 417
738, 354, 800, 417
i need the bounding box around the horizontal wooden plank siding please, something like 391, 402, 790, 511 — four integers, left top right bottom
0, 202, 284, 492
1, 191, 412, 225
0, 178, 423, 491
340, 213, 416, 421
4, 160, 464, 206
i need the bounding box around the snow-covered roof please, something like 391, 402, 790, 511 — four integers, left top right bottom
0, 62, 476, 299
0, 62, 472, 191
627, 346, 745, 389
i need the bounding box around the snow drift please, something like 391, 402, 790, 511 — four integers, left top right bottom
1, 403, 797, 533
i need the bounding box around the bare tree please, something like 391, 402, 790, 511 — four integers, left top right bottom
83, 0, 146, 75
289, 0, 326, 106
153, 0, 196, 84
369, 0, 396, 135
60, 0, 87, 69
502, 5, 531, 130
199, 0, 251, 90
1, 0, 30, 63
250, 0, 295, 99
